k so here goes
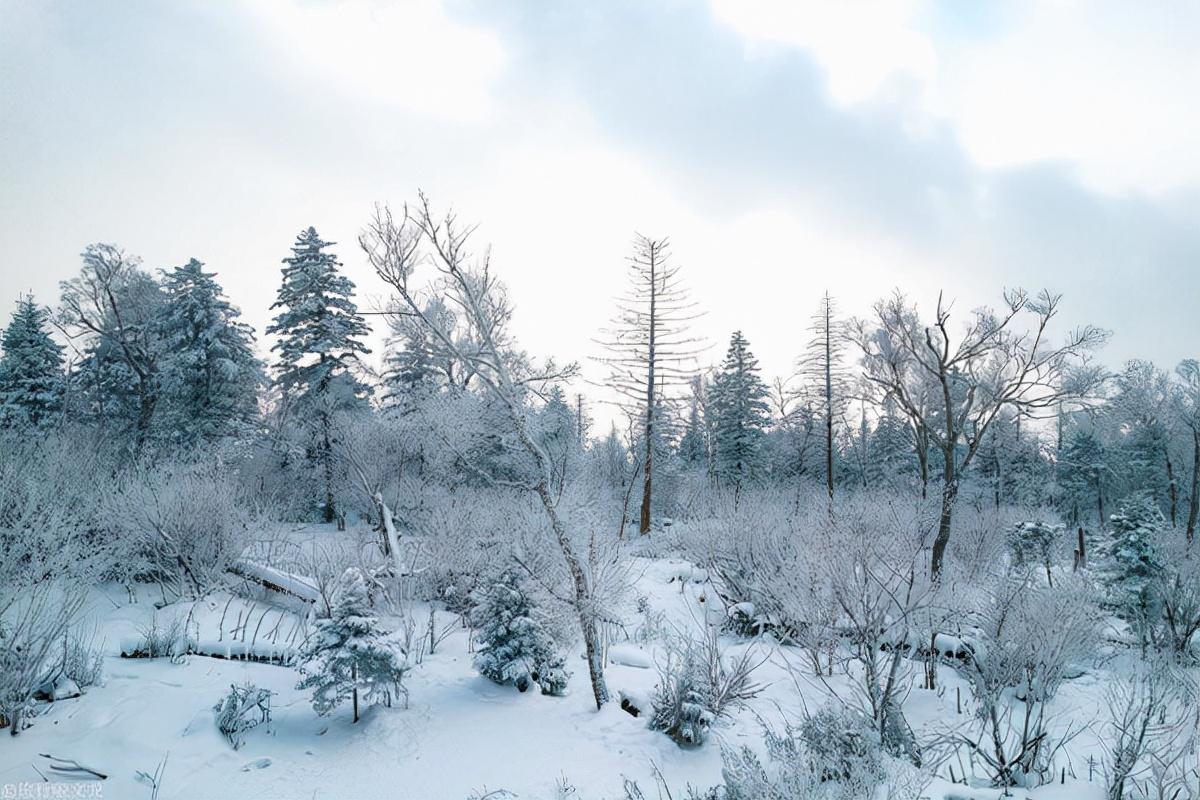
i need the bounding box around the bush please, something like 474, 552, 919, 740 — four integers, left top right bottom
469, 570, 569, 696
648, 628, 761, 747
213, 683, 272, 750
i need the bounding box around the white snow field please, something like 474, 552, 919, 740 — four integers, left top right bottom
0, 526, 1153, 800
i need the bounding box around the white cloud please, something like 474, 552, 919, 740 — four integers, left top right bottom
709, 0, 937, 107
710, 0, 1200, 196
244, 0, 506, 122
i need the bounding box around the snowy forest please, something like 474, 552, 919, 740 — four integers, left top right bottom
1, 190, 1199, 800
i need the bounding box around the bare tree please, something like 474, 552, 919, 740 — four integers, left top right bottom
850, 289, 1107, 578
594, 235, 704, 534
798, 292, 849, 500
57, 244, 163, 447
360, 195, 612, 709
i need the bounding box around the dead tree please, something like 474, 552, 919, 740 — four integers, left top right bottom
594, 235, 704, 534
360, 195, 612, 709
850, 289, 1107, 578
798, 292, 849, 500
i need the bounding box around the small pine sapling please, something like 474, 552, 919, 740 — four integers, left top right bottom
297, 568, 409, 723
469, 570, 569, 696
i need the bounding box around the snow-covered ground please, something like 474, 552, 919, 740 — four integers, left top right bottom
0, 537, 1151, 800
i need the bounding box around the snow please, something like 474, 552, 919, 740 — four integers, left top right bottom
0, 555, 1166, 800
607, 644, 653, 670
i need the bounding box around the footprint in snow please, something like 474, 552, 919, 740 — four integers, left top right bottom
241, 758, 272, 771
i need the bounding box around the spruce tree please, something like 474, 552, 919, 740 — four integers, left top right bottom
0, 295, 64, 428
469, 570, 569, 696
381, 299, 443, 412
153, 259, 262, 446
268, 228, 371, 521
709, 331, 771, 486
297, 568, 408, 723
1101, 494, 1166, 624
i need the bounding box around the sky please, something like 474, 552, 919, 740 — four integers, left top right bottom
2, 0, 1199, 416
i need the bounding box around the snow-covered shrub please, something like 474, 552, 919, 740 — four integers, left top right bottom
0, 584, 84, 734
1148, 538, 1200, 658
1008, 520, 1063, 580
470, 570, 569, 696
648, 628, 761, 746
111, 460, 254, 598
50, 624, 105, 692
1102, 660, 1193, 800
799, 704, 886, 785
213, 683, 272, 750
712, 720, 922, 800
127, 613, 189, 660
957, 573, 1099, 788
297, 568, 409, 723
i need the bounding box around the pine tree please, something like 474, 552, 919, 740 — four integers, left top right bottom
1100, 494, 1166, 633
381, 299, 444, 412
709, 331, 771, 486
153, 259, 262, 446
678, 375, 709, 469
268, 228, 371, 521
296, 568, 408, 723
469, 570, 569, 696
0, 295, 64, 428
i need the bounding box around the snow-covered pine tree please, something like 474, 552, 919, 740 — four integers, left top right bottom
153, 259, 263, 447
709, 331, 770, 486
1100, 494, 1166, 635
0, 295, 64, 429
677, 375, 709, 470
268, 228, 371, 521
381, 299, 443, 412
866, 395, 914, 490
296, 568, 408, 723
469, 570, 569, 696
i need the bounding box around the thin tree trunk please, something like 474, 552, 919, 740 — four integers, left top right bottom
1166, 450, 1178, 527
1187, 431, 1199, 544
824, 300, 834, 500
931, 471, 958, 580
639, 251, 657, 535
352, 662, 359, 723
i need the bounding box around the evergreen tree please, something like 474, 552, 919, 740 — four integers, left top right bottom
153, 259, 262, 446
1058, 418, 1112, 528
678, 376, 709, 469
709, 331, 770, 485
0, 296, 64, 428
1100, 494, 1166, 633
535, 386, 579, 495
268, 228, 371, 521
469, 570, 569, 696
867, 396, 914, 490
381, 299, 444, 412
59, 244, 165, 445
297, 568, 408, 723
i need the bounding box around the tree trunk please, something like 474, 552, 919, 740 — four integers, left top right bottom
931, 473, 958, 580
639, 253, 657, 535
535, 482, 610, 708
1166, 450, 1178, 528
823, 301, 834, 500
1187, 432, 1199, 544
352, 661, 359, 723
321, 414, 336, 524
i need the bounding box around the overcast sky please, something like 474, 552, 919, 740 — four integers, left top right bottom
3, 0, 1198, 406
